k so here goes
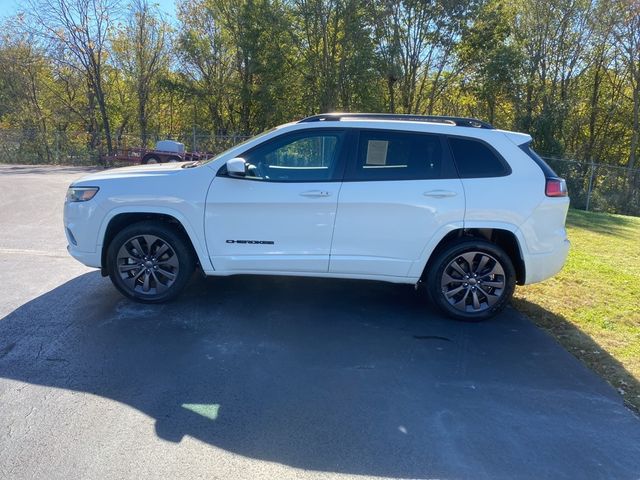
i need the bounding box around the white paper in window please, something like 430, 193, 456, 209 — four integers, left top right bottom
366, 140, 388, 165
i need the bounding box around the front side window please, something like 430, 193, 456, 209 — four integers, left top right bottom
241, 131, 343, 182
448, 137, 510, 178
349, 130, 449, 181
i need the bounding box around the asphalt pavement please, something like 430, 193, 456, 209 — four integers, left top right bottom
1, 164, 639, 480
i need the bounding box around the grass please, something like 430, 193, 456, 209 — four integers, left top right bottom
513, 208, 640, 413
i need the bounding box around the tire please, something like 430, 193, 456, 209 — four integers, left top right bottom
426, 239, 516, 321
167, 156, 182, 163
107, 221, 195, 303
143, 155, 161, 164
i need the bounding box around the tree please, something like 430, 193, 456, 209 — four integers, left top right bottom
612, 0, 640, 173
113, 0, 170, 147
177, 0, 236, 134
370, 0, 475, 115
512, 0, 594, 155
0, 34, 53, 162
215, 0, 300, 131
292, 0, 381, 114
456, 0, 522, 124
609, 0, 640, 211
24, 0, 120, 156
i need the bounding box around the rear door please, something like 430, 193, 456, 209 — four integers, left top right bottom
329, 129, 465, 277
205, 128, 346, 273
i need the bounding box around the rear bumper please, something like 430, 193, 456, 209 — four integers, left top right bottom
523, 238, 570, 284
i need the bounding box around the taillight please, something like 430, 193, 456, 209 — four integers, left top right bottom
545, 177, 568, 197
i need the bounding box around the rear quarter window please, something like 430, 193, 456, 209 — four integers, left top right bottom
448, 137, 511, 178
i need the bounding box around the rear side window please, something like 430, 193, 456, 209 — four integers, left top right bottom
448, 137, 510, 178
349, 130, 453, 181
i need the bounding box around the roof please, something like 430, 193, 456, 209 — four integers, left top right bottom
298, 113, 495, 129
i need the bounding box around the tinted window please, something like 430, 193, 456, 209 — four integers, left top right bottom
448, 137, 510, 178
351, 131, 447, 181
242, 131, 343, 182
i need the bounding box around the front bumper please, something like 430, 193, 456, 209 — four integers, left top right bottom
67, 244, 101, 268
64, 198, 103, 269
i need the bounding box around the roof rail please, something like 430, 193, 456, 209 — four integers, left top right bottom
298, 112, 495, 129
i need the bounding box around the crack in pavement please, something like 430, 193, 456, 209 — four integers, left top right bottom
0, 247, 68, 258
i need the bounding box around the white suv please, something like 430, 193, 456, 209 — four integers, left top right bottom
64, 113, 570, 320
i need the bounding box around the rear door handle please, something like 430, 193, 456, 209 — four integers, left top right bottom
300, 190, 331, 198
423, 190, 457, 198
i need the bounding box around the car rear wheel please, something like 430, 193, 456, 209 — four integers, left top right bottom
426, 239, 515, 321
107, 221, 195, 303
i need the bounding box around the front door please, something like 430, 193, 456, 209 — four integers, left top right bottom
205, 129, 346, 273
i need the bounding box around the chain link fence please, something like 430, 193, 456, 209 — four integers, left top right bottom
0, 128, 252, 166
0, 128, 100, 166
543, 156, 640, 217
0, 127, 638, 216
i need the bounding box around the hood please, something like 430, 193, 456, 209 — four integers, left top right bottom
72, 162, 189, 185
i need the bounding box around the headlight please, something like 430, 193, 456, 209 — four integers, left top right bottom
66, 186, 99, 202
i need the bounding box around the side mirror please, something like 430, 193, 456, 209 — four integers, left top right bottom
226, 157, 247, 177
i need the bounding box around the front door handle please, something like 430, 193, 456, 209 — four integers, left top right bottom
300, 190, 331, 198
423, 190, 457, 198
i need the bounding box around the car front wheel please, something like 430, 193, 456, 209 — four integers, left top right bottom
426, 239, 516, 321
107, 221, 195, 303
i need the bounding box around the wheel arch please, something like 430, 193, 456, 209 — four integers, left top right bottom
418, 225, 526, 285
99, 208, 211, 276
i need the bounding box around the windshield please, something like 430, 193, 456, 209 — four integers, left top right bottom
200, 128, 278, 165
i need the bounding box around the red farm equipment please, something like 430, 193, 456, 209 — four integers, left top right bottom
103, 140, 216, 165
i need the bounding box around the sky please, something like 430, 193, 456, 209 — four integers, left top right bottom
0, 0, 178, 22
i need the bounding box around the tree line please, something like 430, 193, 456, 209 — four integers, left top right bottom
0, 0, 638, 179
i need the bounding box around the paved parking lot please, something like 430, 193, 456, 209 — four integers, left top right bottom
1, 164, 639, 479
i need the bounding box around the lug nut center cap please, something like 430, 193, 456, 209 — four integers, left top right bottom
144, 261, 154, 268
